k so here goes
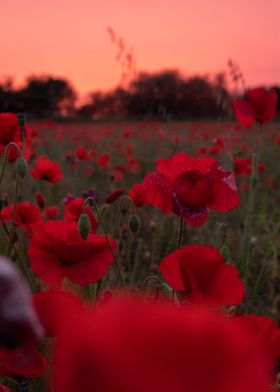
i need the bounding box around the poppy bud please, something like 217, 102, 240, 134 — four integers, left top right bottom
78, 213, 91, 241
15, 156, 28, 180
129, 214, 141, 234
35, 191, 46, 209
17, 113, 27, 127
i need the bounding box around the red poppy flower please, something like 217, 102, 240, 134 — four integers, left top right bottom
35, 191, 46, 209
234, 157, 265, 176
233, 315, 280, 372
106, 189, 125, 204
30, 156, 63, 184
160, 245, 245, 306
129, 153, 240, 226
64, 197, 98, 233
54, 297, 272, 392
129, 183, 147, 207
1, 202, 42, 233
234, 87, 278, 128
0, 113, 31, 160
45, 206, 59, 220
0, 113, 22, 148
75, 146, 90, 161
28, 220, 117, 286
234, 157, 252, 176
0, 345, 47, 378
97, 153, 110, 169
33, 290, 83, 338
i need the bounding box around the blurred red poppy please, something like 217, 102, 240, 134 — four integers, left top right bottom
30, 156, 63, 184
234, 88, 278, 128
53, 297, 273, 392
106, 189, 125, 204
45, 206, 59, 220
1, 202, 42, 233
97, 153, 110, 169
76, 146, 90, 161
0, 345, 47, 378
35, 191, 46, 209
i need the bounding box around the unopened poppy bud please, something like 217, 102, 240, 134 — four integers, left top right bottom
78, 213, 91, 241
35, 191, 46, 209
16, 156, 28, 180
17, 113, 27, 127
129, 214, 141, 234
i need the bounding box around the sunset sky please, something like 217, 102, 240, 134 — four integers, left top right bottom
1, 0, 280, 96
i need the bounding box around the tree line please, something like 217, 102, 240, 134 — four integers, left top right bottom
0, 71, 279, 120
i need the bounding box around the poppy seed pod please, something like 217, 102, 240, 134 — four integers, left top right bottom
128, 214, 141, 234
16, 156, 28, 180
78, 213, 91, 241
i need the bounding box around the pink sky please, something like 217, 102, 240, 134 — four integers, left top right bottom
1, 0, 280, 95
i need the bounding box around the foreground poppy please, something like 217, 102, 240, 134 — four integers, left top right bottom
160, 245, 245, 306
234, 87, 278, 128
30, 156, 63, 184
28, 220, 116, 285
53, 297, 275, 392
129, 153, 240, 226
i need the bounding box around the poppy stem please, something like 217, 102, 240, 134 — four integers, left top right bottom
0, 214, 36, 291
143, 275, 162, 288
112, 195, 135, 239
240, 125, 263, 276
85, 197, 126, 288
0, 142, 22, 187
176, 217, 184, 249
173, 217, 184, 300
6, 174, 20, 258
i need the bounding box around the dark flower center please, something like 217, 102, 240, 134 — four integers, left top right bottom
173, 170, 214, 208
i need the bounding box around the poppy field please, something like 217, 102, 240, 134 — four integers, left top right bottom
0, 88, 280, 391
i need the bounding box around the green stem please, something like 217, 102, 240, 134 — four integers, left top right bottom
0, 142, 22, 187
240, 125, 263, 276
85, 197, 126, 288
144, 275, 162, 288
176, 217, 184, 249
0, 215, 35, 290
112, 195, 135, 239
6, 175, 20, 258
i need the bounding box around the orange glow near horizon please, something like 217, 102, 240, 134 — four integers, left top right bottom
0, 0, 280, 96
